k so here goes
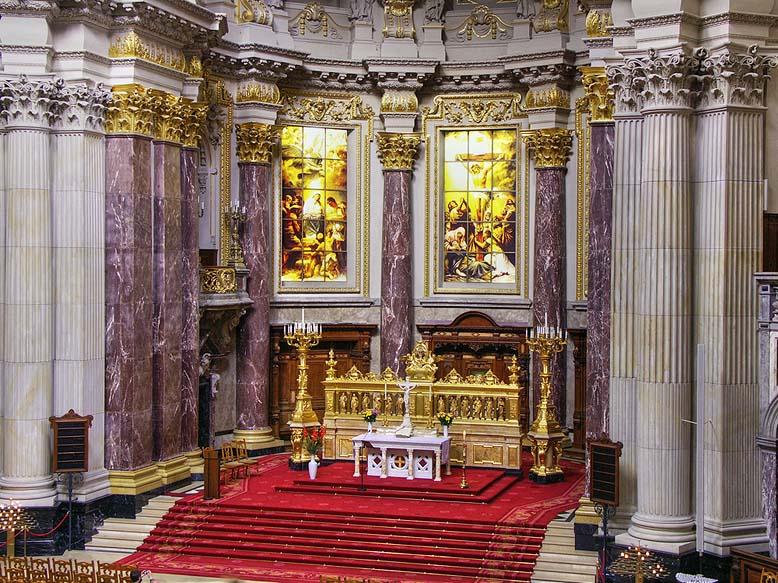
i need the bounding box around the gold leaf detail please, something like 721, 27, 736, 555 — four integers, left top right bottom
521, 128, 573, 168
376, 132, 422, 171
200, 267, 238, 294
109, 31, 187, 73
524, 87, 570, 110
235, 122, 278, 164
580, 66, 614, 122
237, 81, 281, 105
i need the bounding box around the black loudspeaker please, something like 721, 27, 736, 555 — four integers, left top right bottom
49, 410, 93, 474
588, 436, 623, 507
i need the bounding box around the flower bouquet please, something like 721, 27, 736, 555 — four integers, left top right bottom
302, 426, 325, 479
362, 408, 378, 432
437, 413, 454, 437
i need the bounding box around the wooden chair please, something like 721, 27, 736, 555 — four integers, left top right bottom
50, 558, 74, 583
72, 559, 97, 583
235, 439, 258, 476
761, 568, 778, 583
28, 558, 50, 583
97, 563, 135, 583
220, 442, 244, 480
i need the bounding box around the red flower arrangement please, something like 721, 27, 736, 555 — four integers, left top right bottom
302, 426, 326, 455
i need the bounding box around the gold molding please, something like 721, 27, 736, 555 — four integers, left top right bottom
422, 93, 523, 126
585, 8, 612, 37
107, 464, 162, 496
201, 266, 238, 293
236, 122, 278, 164
580, 66, 614, 123
279, 93, 374, 124
376, 132, 422, 171
381, 90, 418, 114
524, 87, 570, 110
155, 456, 190, 486
521, 128, 573, 168
237, 81, 281, 105
109, 31, 187, 74
105, 84, 156, 137
575, 96, 590, 300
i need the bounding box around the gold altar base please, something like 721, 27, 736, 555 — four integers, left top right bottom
288, 421, 319, 469
526, 431, 564, 483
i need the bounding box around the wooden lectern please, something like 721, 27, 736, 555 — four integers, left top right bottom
203, 447, 220, 500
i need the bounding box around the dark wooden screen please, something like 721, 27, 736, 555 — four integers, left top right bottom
588, 437, 623, 507
49, 410, 93, 473
764, 212, 778, 272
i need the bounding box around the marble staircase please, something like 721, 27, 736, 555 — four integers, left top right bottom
531, 512, 599, 583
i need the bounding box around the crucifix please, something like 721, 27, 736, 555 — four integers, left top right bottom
394, 379, 417, 438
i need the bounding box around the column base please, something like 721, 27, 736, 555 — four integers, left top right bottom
156, 455, 191, 486
618, 529, 696, 555
234, 428, 285, 453
108, 465, 163, 496
183, 449, 204, 472
0, 476, 57, 507
702, 517, 769, 556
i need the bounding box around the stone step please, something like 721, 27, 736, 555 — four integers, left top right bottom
539, 533, 575, 545
109, 516, 159, 526
531, 567, 597, 583
535, 554, 598, 568
85, 537, 142, 553
91, 530, 148, 543
138, 507, 170, 518
99, 520, 155, 534
540, 542, 595, 554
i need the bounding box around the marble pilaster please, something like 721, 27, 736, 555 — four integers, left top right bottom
151, 141, 183, 462
180, 147, 199, 455
234, 122, 276, 448
376, 132, 421, 375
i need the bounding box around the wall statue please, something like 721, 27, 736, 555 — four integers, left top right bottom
516, 0, 536, 19
349, 0, 375, 22
424, 0, 446, 24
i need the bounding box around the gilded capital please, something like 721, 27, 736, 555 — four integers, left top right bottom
180, 100, 208, 149
235, 122, 278, 164
236, 81, 281, 105
521, 128, 573, 168
580, 66, 614, 122
105, 84, 156, 137
152, 91, 185, 144
376, 132, 422, 171
380, 90, 418, 114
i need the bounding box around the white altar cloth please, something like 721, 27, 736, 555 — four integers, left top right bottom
352, 432, 451, 481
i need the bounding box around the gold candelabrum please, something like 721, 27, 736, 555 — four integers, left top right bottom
226, 203, 247, 270
284, 310, 322, 466
609, 544, 668, 583
0, 501, 36, 558
525, 323, 567, 483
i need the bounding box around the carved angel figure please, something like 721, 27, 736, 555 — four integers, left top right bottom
349, 0, 374, 22
424, 0, 446, 24
516, 0, 536, 19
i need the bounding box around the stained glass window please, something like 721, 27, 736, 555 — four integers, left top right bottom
442, 129, 518, 284
280, 126, 348, 282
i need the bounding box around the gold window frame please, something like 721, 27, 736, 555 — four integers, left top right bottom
421, 94, 529, 296
273, 91, 373, 295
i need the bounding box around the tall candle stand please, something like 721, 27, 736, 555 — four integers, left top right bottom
525, 324, 567, 483
226, 203, 247, 270
284, 314, 322, 469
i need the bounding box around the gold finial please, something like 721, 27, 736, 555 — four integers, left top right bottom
376, 132, 422, 171
580, 66, 615, 123
235, 122, 278, 164
508, 354, 521, 386
401, 340, 438, 382
521, 128, 573, 168
325, 348, 337, 380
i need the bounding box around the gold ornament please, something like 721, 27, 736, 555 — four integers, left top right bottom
236, 81, 281, 104
235, 0, 272, 24
180, 100, 208, 149
109, 31, 187, 73
580, 66, 614, 123
380, 90, 418, 113
524, 87, 570, 110
585, 8, 612, 38
455, 4, 510, 42
200, 267, 238, 294
383, 0, 415, 38
235, 122, 278, 164
187, 56, 203, 77
402, 340, 438, 382
376, 132, 422, 171
151, 91, 185, 144
533, 0, 569, 33
105, 84, 156, 137
521, 128, 573, 168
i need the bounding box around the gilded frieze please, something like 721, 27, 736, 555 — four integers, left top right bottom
422, 94, 523, 125
201, 267, 238, 294
524, 87, 570, 110
236, 81, 281, 105
108, 31, 187, 74
279, 94, 374, 124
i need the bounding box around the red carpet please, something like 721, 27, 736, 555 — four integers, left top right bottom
118, 453, 584, 582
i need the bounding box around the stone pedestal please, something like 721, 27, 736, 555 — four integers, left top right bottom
419, 24, 445, 60
350, 21, 378, 59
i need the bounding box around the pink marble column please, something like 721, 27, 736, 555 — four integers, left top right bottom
585, 122, 614, 442
236, 163, 271, 431
380, 170, 413, 374
180, 147, 199, 453
105, 136, 154, 470
151, 141, 183, 461
532, 167, 567, 423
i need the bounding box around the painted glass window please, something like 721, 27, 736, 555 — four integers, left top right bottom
280, 126, 348, 282
442, 129, 518, 284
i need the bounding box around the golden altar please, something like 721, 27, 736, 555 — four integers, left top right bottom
322, 341, 524, 469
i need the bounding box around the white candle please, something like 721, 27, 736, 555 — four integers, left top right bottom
544, 312, 548, 329
301, 308, 305, 325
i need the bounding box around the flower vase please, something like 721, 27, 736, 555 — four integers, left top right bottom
367, 421, 373, 433
443, 425, 449, 438
308, 457, 318, 480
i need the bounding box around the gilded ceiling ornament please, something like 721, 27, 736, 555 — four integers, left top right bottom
380, 90, 418, 114
180, 100, 208, 149
524, 87, 570, 109
105, 84, 156, 137
454, 4, 510, 42
108, 31, 187, 73
533, 0, 569, 33
421, 94, 523, 125
376, 132, 422, 171
280, 94, 374, 122
585, 8, 612, 37
236, 81, 281, 105
580, 66, 614, 122
201, 267, 238, 294
235, 122, 278, 164
383, 0, 415, 38
235, 0, 273, 24
521, 128, 573, 168
290, 1, 342, 38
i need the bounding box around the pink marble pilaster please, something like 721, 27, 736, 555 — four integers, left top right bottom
532, 167, 567, 423
180, 147, 199, 453
152, 141, 183, 461
380, 170, 413, 375
236, 163, 271, 430
105, 136, 154, 471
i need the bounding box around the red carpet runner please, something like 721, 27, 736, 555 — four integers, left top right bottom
119, 453, 584, 582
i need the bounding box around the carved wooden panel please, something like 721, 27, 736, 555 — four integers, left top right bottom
270, 324, 377, 440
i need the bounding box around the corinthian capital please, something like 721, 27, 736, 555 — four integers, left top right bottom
105, 84, 156, 137
580, 66, 614, 122
376, 132, 422, 171
521, 128, 573, 168
0, 75, 70, 128
55, 83, 112, 132
701, 45, 778, 108
235, 122, 278, 164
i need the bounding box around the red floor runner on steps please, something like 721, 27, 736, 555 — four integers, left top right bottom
118, 452, 584, 583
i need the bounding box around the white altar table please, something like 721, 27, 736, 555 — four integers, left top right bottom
352, 432, 451, 481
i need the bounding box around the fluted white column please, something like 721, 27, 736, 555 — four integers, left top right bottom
693, 49, 775, 553
0, 77, 63, 506
0, 113, 6, 478
50, 84, 111, 501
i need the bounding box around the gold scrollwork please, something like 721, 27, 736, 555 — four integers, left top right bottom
533, 0, 569, 33
580, 66, 614, 122
381, 90, 418, 114
109, 31, 187, 73
585, 8, 612, 38
201, 267, 238, 294
290, 1, 342, 38
235, 122, 278, 164
236, 81, 281, 105
187, 56, 203, 78
421, 93, 523, 125
235, 0, 272, 24
376, 132, 422, 171
524, 87, 570, 110
521, 127, 573, 168
454, 4, 510, 42
279, 94, 374, 123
